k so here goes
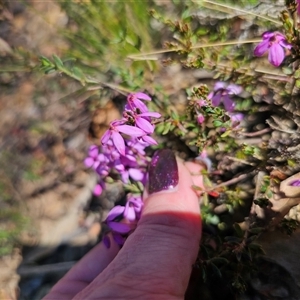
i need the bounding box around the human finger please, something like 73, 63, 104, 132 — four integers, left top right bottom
43, 234, 120, 299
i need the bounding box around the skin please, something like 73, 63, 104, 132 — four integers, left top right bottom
44, 160, 203, 300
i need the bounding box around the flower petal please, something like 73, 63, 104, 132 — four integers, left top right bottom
108, 221, 134, 234
269, 43, 284, 67
254, 40, 270, 57
290, 180, 300, 186
101, 130, 112, 144
279, 39, 292, 50
211, 93, 222, 107
124, 204, 136, 221
134, 99, 149, 113
141, 135, 157, 145
111, 131, 126, 155
93, 184, 103, 196
106, 206, 125, 222
88, 145, 99, 158
128, 168, 144, 181
117, 125, 145, 137
197, 114, 205, 124
223, 95, 235, 112
136, 117, 154, 134
121, 170, 129, 184
112, 232, 126, 246
84, 157, 95, 168
135, 92, 151, 101
262, 31, 274, 40
230, 113, 244, 123
214, 82, 227, 91
227, 84, 242, 95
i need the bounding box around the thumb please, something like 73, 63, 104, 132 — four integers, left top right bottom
132, 149, 202, 294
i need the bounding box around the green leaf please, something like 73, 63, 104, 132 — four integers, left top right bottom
210, 263, 222, 278
42, 66, 56, 74
52, 55, 64, 69
213, 120, 223, 127
72, 66, 85, 81
295, 79, 300, 89
162, 122, 172, 135
136, 181, 144, 191
210, 257, 229, 266
39, 56, 52, 67
221, 130, 231, 138
233, 223, 244, 237
155, 123, 165, 134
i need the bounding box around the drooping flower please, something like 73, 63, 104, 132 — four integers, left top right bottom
254, 31, 292, 67
208, 82, 242, 112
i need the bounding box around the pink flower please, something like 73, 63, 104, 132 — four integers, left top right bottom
105, 206, 134, 234
125, 92, 151, 113
84, 145, 102, 170
208, 82, 242, 112
101, 120, 145, 155
254, 31, 292, 67
93, 183, 103, 196
197, 113, 205, 124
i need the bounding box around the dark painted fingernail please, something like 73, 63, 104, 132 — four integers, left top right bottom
148, 149, 179, 194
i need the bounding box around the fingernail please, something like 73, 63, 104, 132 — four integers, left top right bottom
148, 149, 179, 194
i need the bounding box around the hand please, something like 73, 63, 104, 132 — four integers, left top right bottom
44, 150, 203, 300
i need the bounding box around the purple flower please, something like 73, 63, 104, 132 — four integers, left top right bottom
289, 179, 300, 187
84, 145, 102, 170
229, 112, 244, 128
103, 232, 126, 248
105, 205, 135, 234
125, 92, 151, 113
123, 110, 161, 134
101, 120, 146, 155
208, 82, 242, 112
103, 194, 144, 248
123, 195, 143, 221
254, 31, 292, 67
